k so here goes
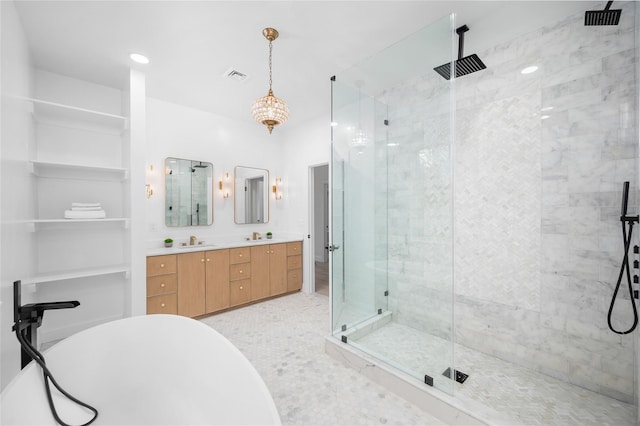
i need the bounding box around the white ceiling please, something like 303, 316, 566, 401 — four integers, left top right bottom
14, 1, 597, 126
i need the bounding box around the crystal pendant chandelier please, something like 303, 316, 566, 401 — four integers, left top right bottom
251, 28, 289, 134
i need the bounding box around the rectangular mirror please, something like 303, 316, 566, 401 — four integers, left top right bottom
234, 166, 269, 224
165, 157, 213, 226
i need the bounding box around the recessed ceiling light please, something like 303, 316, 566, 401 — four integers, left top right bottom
330, 122, 338, 127
541, 115, 551, 120
521, 65, 538, 74
541, 106, 554, 112
130, 53, 150, 64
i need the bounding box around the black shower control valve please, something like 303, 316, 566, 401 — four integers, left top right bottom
634, 275, 639, 284
635, 290, 639, 300
634, 260, 639, 269
635, 245, 639, 254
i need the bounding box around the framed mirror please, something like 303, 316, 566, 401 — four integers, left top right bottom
165, 157, 213, 226
234, 166, 269, 224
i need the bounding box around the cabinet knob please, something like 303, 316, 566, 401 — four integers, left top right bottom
294, 247, 298, 251
160, 283, 165, 288
161, 303, 166, 308
160, 263, 165, 268
239, 286, 243, 290
207, 258, 211, 262
239, 254, 243, 257
201, 258, 205, 262
239, 270, 243, 274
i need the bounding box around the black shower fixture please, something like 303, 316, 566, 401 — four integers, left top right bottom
434, 25, 486, 80
585, 1, 621, 26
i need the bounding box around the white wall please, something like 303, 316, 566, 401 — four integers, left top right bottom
145, 97, 300, 248
0, 0, 35, 390
280, 114, 331, 293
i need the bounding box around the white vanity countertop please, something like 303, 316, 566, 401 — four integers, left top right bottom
147, 236, 304, 257
1, 314, 281, 425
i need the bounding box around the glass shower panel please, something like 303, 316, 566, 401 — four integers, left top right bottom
331, 13, 456, 394
331, 79, 387, 333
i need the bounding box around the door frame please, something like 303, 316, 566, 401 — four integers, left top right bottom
307, 162, 329, 294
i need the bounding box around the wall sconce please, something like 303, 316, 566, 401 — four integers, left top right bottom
145, 164, 154, 198
219, 172, 231, 199
273, 177, 283, 200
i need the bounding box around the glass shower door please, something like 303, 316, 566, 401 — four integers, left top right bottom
330, 13, 456, 395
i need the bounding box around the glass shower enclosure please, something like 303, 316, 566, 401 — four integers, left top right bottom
330, 3, 639, 423
330, 13, 456, 394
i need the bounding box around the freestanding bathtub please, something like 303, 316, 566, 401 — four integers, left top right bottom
1, 314, 281, 425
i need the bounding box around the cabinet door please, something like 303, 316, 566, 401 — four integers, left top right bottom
269, 244, 288, 296
251, 246, 270, 300
205, 249, 230, 313
177, 251, 206, 317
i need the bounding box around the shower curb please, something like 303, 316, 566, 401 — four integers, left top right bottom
325, 335, 518, 426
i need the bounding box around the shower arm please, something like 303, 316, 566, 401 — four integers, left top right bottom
456, 25, 469, 60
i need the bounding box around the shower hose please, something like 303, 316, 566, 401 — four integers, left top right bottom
607, 218, 639, 334
15, 326, 98, 426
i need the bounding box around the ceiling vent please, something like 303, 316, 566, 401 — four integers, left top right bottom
223, 68, 248, 82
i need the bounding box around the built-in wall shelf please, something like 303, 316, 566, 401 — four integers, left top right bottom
22, 264, 130, 285
30, 161, 129, 181
27, 218, 130, 232
24, 97, 128, 135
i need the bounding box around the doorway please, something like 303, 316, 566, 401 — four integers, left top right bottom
309, 163, 329, 296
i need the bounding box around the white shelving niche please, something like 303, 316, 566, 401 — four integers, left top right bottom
25, 88, 134, 345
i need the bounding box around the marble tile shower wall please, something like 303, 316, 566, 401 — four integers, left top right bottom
383, 3, 637, 402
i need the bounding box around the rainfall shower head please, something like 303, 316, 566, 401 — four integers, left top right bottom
434, 25, 486, 80
193, 162, 208, 168
585, 1, 621, 26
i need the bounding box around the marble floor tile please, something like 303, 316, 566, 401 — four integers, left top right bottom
354, 322, 636, 426
200, 292, 445, 426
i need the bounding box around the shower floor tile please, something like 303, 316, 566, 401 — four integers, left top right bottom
353, 322, 635, 426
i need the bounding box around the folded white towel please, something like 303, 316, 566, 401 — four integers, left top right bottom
71, 202, 101, 208
64, 210, 106, 219
71, 206, 103, 211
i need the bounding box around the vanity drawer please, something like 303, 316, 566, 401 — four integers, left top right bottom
287, 269, 302, 292
147, 274, 178, 297
287, 241, 302, 256
229, 279, 251, 307
230, 263, 251, 281
147, 293, 177, 315
147, 255, 177, 276
287, 255, 302, 270
229, 247, 251, 264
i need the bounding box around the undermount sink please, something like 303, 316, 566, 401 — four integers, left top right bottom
178, 244, 216, 249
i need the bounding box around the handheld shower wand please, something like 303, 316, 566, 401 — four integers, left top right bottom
607, 182, 639, 334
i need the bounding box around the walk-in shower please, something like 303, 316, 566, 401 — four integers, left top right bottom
330, 3, 638, 425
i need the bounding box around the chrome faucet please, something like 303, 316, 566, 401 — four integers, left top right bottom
190, 236, 197, 245
252, 232, 261, 240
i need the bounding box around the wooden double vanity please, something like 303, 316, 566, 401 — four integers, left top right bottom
146, 240, 303, 318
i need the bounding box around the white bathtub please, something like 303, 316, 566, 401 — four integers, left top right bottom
1, 314, 281, 425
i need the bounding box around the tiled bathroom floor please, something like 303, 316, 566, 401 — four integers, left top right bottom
201, 291, 636, 426
200, 292, 445, 426
353, 322, 636, 426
